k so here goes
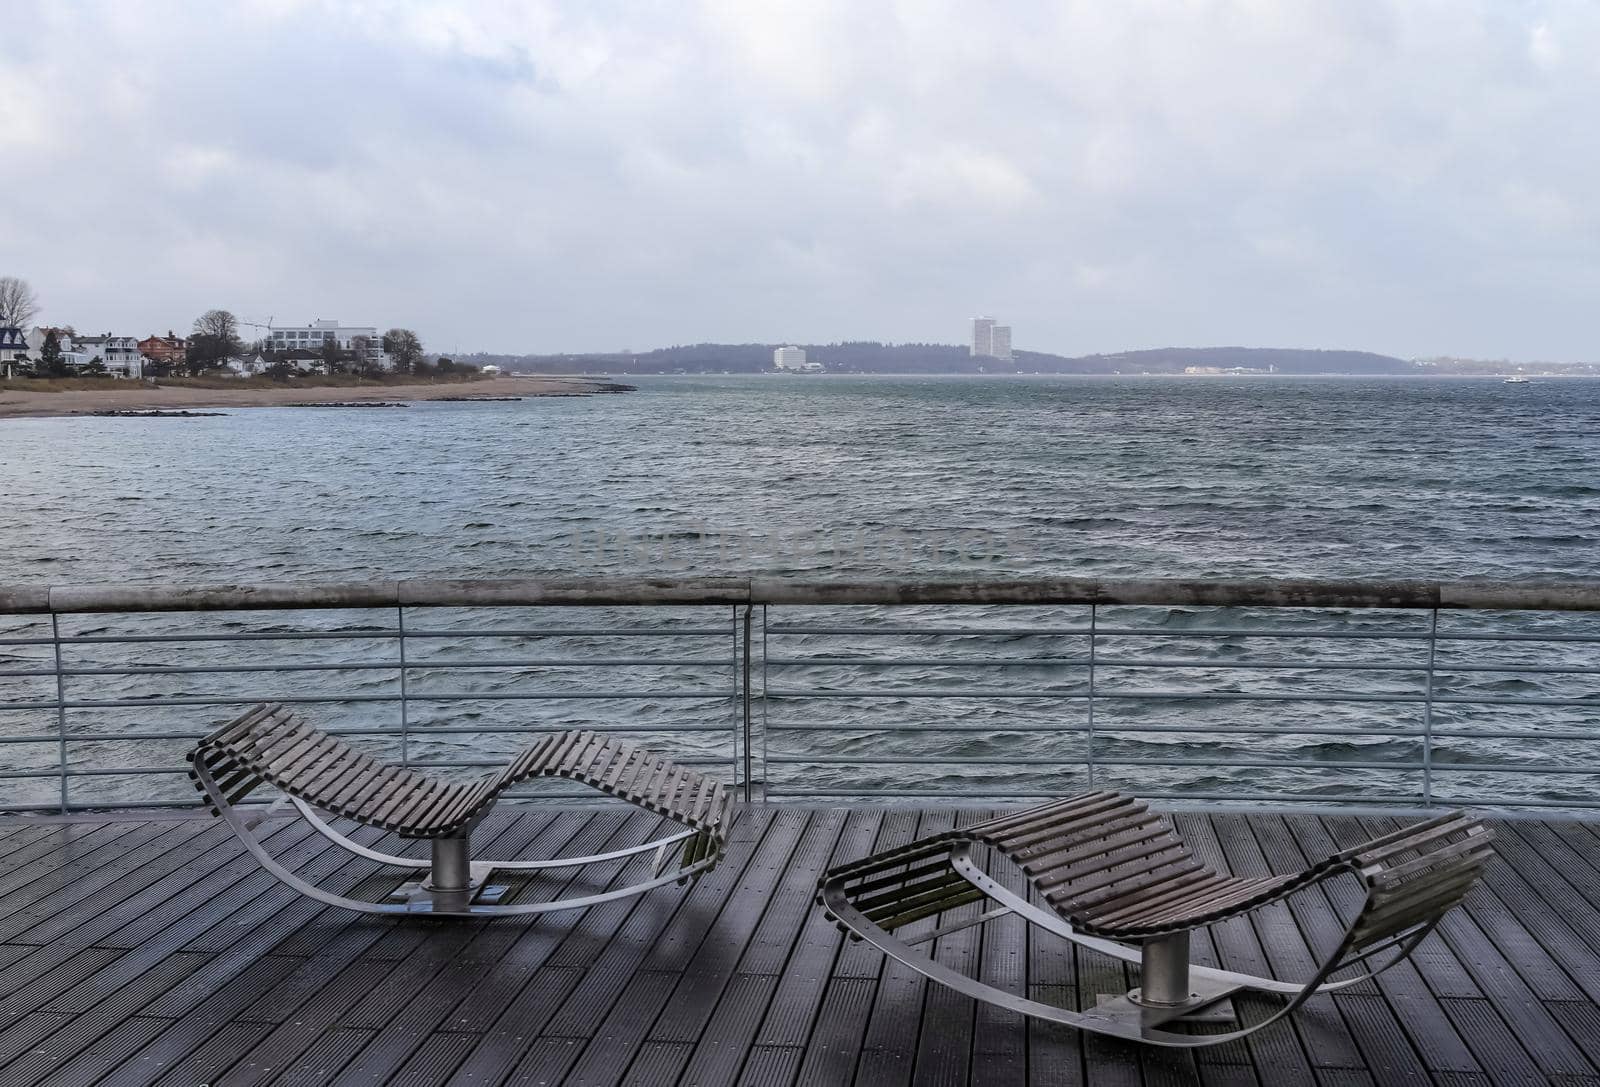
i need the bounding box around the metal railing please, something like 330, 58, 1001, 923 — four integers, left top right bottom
1, 576, 1598, 815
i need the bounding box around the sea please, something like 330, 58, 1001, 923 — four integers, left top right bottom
2, 375, 1598, 809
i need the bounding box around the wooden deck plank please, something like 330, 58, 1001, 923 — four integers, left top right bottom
0, 807, 1598, 1086
326, 811, 664, 1085
854, 808, 955, 1087
673, 808, 854, 1086
545, 809, 784, 1085
441, 811, 752, 1084
1337, 815, 1597, 1080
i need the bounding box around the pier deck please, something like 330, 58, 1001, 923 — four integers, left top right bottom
2, 805, 1600, 1085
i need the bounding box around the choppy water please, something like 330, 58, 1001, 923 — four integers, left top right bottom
2, 376, 1598, 809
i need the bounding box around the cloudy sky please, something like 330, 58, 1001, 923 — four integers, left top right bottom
4, 1, 1597, 359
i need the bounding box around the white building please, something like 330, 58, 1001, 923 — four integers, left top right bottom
268, 319, 388, 369
26, 327, 73, 356
773, 345, 807, 370
73, 335, 144, 378
971, 317, 995, 357
990, 325, 1012, 361
221, 354, 271, 378
971, 316, 1013, 361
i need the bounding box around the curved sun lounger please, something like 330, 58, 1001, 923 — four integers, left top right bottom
189, 702, 732, 916
819, 791, 1492, 1046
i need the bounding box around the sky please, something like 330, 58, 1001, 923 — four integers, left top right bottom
3, 1, 1598, 361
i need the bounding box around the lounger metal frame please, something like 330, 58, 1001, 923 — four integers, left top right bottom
190, 703, 732, 917
820, 793, 1493, 1046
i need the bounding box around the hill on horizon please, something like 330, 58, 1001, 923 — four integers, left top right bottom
465, 342, 1412, 375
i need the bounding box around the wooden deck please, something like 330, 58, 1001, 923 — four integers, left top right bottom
2, 806, 1600, 1086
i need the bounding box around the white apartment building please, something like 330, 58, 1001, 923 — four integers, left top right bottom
773, 345, 807, 370
269, 319, 388, 368
73, 335, 144, 378
971, 317, 995, 357
989, 325, 1012, 361
971, 316, 1013, 361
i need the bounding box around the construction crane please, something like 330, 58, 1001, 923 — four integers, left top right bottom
237, 316, 276, 351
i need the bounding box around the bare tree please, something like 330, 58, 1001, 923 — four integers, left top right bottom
0, 277, 39, 330
382, 328, 424, 376
188, 309, 243, 373
350, 335, 381, 376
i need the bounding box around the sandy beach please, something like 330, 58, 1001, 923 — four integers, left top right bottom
0, 376, 627, 419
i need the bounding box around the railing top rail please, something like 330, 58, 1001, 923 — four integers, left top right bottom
4, 576, 1600, 615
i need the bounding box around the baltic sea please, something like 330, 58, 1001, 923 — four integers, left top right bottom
3, 375, 1598, 807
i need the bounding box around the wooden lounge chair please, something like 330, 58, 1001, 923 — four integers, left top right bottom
188, 703, 732, 916
819, 791, 1493, 1046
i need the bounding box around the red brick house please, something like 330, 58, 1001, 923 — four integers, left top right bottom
138, 333, 189, 366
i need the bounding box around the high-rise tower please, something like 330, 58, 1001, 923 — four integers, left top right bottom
971, 317, 995, 357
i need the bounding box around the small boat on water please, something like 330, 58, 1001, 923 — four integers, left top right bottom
1504, 375, 1532, 384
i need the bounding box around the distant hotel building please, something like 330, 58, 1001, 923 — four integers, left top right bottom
269, 319, 387, 368
970, 316, 1013, 361
773, 345, 806, 370
971, 317, 994, 356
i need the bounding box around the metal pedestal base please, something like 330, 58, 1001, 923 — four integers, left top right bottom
1093, 932, 1240, 1029
389, 862, 511, 915
1093, 986, 1240, 1029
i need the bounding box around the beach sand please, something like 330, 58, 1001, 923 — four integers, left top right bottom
0, 376, 625, 419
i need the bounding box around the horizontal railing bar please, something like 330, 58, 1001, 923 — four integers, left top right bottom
0, 627, 729, 647
10, 657, 1581, 681
766, 755, 1421, 771
762, 787, 1431, 802
766, 756, 1598, 776
6, 799, 1596, 819
9, 657, 729, 678
770, 625, 1600, 643
770, 656, 1432, 670
759, 788, 1600, 810
6, 575, 1600, 614
765, 722, 1407, 736
770, 626, 1405, 639
0, 722, 730, 743
25, 624, 1596, 644
399, 627, 729, 639
765, 688, 1600, 707
768, 656, 1600, 675
12, 754, 734, 779
1429, 762, 1600, 775
0, 724, 1582, 745
0, 691, 733, 710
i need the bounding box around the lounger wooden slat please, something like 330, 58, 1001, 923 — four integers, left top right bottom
818, 789, 1494, 1048
188, 703, 735, 918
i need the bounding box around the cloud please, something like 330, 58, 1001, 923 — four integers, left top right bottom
3, 0, 1599, 360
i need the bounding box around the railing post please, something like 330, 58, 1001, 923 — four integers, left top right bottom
730, 605, 742, 799
1086, 604, 1097, 790
397, 605, 410, 767
742, 604, 754, 803
51, 614, 68, 813
1422, 607, 1438, 807
760, 604, 769, 805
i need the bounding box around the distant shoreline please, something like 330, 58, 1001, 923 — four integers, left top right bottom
0, 376, 631, 420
